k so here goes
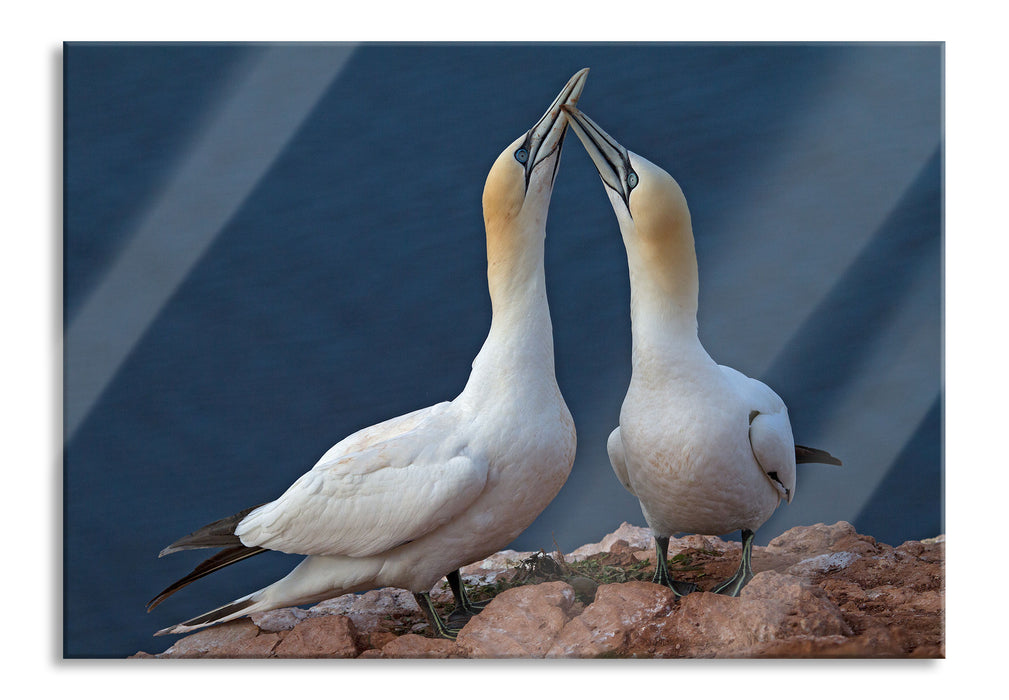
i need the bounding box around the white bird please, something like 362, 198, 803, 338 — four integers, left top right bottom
563, 105, 840, 596
148, 69, 588, 638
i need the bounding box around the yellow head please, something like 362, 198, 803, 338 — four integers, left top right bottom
564, 106, 698, 319
481, 69, 589, 276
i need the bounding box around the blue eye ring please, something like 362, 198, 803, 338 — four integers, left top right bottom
514, 148, 529, 164
627, 171, 639, 189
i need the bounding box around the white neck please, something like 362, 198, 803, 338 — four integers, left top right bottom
461, 221, 558, 404
622, 226, 708, 376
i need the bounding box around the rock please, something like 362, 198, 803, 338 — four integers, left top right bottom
305, 593, 357, 617
140, 522, 944, 659
272, 615, 360, 658
567, 522, 653, 560
156, 619, 280, 658
786, 551, 862, 579
379, 634, 461, 659
814, 536, 945, 657
766, 521, 882, 559
459, 549, 535, 586
567, 575, 599, 600
742, 571, 853, 637
461, 549, 535, 574
547, 581, 678, 658
309, 587, 420, 641
897, 537, 944, 563
455, 581, 576, 658
310, 587, 419, 619
673, 533, 735, 552
645, 572, 852, 658
746, 626, 905, 658
251, 607, 308, 633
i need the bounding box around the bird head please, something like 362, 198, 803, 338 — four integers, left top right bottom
482, 68, 589, 250
563, 105, 698, 313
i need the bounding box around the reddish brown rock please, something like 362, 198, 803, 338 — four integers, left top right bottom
746, 626, 905, 658
811, 536, 945, 656
363, 628, 399, 651
568, 522, 654, 560
742, 572, 853, 636
455, 581, 576, 658
766, 521, 883, 559
272, 615, 360, 658
307, 587, 426, 648
379, 634, 461, 659
138, 522, 944, 659
156, 619, 281, 658
643, 572, 852, 658
897, 536, 945, 563
250, 607, 308, 632
547, 581, 678, 658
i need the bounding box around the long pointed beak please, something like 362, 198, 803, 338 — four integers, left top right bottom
562, 105, 636, 208
520, 68, 589, 185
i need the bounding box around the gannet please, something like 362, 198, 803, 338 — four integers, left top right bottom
563, 105, 841, 597
147, 68, 588, 638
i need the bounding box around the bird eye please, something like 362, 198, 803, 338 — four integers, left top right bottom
627, 171, 639, 189
514, 148, 529, 164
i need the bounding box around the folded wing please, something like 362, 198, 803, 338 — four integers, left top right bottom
235, 425, 489, 558
748, 409, 797, 503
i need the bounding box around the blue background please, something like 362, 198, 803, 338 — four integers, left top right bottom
63, 43, 942, 657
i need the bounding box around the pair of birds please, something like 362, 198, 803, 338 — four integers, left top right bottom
148, 68, 839, 639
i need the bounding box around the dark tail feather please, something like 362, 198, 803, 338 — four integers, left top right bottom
147, 545, 266, 612
158, 503, 266, 557
154, 596, 260, 636
795, 444, 843, 466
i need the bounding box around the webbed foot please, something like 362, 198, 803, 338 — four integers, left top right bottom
652, 535, 697, 598
413, 591, 461, 639
446, 569, 490, 623
710, 529, 755, 597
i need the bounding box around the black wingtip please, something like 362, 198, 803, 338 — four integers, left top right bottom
157, 503, 266, 557
795, 444, 843, 466
147, 545, 266, 612
154, 597, 258, 636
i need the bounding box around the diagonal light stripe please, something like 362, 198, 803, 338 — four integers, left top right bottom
695, 49, 941, 534
699, 48, 940, 379
763, 258, 941, 536
65, 44, 357, 441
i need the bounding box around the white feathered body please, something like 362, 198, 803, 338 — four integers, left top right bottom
609, 332, 794, 538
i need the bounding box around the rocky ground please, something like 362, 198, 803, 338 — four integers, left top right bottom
132, 521, 944, 659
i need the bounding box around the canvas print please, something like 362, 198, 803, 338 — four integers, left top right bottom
63, 42, 943, 659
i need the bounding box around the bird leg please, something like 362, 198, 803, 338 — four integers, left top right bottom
412, 591, 460, 640
710, 529, 755, 597
445, 569, 488, 627
652, 536, 698, 597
